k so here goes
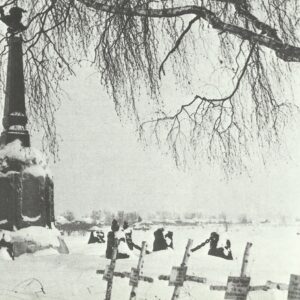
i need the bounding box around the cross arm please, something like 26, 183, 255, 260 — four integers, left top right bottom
210, 284, 271, 291
96, 270, 154, 283
159, 274, 207, 283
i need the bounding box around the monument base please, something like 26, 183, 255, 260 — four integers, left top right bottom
0, 140, 54, 231
0, 129, 30, 148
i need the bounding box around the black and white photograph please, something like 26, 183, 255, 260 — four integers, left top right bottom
0, 0, 300, 299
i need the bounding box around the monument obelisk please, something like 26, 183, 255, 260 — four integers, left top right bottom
0, 7, 55, 231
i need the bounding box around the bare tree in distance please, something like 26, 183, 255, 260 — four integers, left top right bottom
0, 0, 299, 174
62, 210, 75, 222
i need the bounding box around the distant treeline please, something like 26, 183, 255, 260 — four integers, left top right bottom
55, 209, 293, 234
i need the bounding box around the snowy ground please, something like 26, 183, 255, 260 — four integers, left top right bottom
1, 224, 300, 300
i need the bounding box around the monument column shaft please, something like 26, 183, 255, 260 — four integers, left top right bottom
4, 36, 26, 116
1, 35, 30, 147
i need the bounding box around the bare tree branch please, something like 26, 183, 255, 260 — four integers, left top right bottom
0, 0, 298, 173
77, 0, 300, 61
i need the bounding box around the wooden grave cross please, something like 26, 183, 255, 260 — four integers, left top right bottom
128, 241, 154, 300
97, 240, 153, 300
159, 239, 207, 300
210, 242, 269, 299
98, 238, 119, 300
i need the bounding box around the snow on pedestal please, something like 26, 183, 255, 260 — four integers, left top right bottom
0, 140, 54, 230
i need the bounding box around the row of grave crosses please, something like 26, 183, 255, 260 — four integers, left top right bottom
97, 239, 300, 300
97, 240, 153, 300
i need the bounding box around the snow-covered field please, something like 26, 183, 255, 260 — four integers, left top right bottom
1, 224, 300, 300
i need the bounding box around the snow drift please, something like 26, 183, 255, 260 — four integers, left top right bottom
0, 226, 69, 260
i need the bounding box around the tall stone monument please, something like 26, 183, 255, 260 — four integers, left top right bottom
0, 7, 55, 231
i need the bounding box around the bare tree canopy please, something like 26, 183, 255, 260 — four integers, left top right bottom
0, 0, 299, 174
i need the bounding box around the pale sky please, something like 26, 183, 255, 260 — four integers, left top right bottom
1, 45, 300, 219
0, 13, 299, 220
39, 65, 300, 220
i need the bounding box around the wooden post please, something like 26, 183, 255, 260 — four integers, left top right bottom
240, 242, 252, 277
129, 241, 147, 300
104, 238, 118, 300
171, 239, 193, 300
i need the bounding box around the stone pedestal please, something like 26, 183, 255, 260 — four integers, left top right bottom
0, 139, 55, 231
0, 171, 54, 230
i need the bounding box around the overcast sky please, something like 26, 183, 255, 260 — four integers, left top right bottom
0, 40, 300, 219
37, 65, 300, 219
0, 9, 298, 223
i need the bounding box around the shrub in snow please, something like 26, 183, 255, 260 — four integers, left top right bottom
0, 226, 69, 259
56, 221, 92, 233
